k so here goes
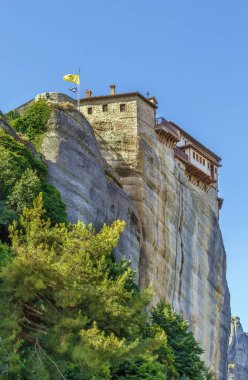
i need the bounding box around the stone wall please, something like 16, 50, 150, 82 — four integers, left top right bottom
13, 92, 75, 116
35, 92, 76, 105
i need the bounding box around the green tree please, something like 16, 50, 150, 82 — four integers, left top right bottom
0, 195, 166, 379
7, 168, 41, 213
152, 303, 213, 380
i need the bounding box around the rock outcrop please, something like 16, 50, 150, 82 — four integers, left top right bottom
228, 317, 248, 379
40, 105, 141, 274
82, 96, 230, 378
3, 95, 231, 378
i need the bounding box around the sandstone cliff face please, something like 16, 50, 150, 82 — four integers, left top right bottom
1, 98, 231, 380
136, 107, 230, 379
228, 317, 248, 379
40, 106, 141, 274
17, 99, 230, 378
82, 97, 231, 379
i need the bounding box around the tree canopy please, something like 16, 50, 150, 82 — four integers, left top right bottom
0, 196, 213, 379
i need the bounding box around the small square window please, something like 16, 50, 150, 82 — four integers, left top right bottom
102, 104, 108, 112
120, 104, 126, 112
87, 107, 93, 115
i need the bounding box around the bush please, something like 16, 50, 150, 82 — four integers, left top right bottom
0, 241, 11, 268
41, 181, 67, 222
4, 110, 20, 121
12, 100, 51, 140
0, 129, 66, 228
7, 169, 41, 213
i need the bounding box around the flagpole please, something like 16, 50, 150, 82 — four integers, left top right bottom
77, 67, 80, 109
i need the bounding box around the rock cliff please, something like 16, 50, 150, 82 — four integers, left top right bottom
40, 105, 141, 274
2, 97, 231, 378
84, 97, 231, 378
228, 317, 248, 379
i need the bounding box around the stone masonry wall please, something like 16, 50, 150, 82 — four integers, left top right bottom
13, 93, 75, 116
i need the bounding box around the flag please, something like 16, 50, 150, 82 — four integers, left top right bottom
63, 74, 80, 85
68, 87, 77, 93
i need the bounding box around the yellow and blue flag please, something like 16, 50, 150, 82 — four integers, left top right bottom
63, 74, 80, 85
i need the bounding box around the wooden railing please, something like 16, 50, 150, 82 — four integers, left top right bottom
155, 117, 180, 140
174, 147, 189, 162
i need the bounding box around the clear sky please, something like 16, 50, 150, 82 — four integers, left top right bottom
1, 0, 248, 330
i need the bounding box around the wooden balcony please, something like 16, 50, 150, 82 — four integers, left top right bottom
175, 147, 188, 163
155, 117, 180, 148
174, 147, 216, 188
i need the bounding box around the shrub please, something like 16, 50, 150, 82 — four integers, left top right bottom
4, 110, 20, 121
12, 100, 51, 140
0, 129, 66, 228
7, 169, 41, 213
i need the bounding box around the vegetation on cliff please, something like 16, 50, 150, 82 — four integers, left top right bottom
0, 128, 66, 233
0, 106, 213, 379
6, 100, 51, 141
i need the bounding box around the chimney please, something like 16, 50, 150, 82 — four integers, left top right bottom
85, 89, 92, 98
110, 84, 116, 95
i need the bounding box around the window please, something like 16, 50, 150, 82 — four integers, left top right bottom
215, 168, 217, 174
193, 152, 195, 159
120, 104, 126, 112
203, 158, 205, 166
208, 162, 210, 169
87, 107, 93, 115
196, 153, 199, 161
200, 156, 202, 164
102, 104, 108, 112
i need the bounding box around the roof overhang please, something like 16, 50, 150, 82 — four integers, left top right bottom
80, 92, 158, 109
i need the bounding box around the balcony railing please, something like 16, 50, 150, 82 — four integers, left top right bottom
155, 117, 180, 140
174, 147, 189, 163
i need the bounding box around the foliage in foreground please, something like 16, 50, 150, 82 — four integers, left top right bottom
0, 196, 213, 379
0, 129, 66, 229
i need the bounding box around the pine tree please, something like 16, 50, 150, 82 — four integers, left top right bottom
0, 195, 166, 379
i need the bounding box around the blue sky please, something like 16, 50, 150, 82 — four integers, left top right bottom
1, 0, 248, 330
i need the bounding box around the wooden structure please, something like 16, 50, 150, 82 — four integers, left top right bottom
156, 117, 221, 190
174, 147, 216, 190
155, 117, 180, 147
